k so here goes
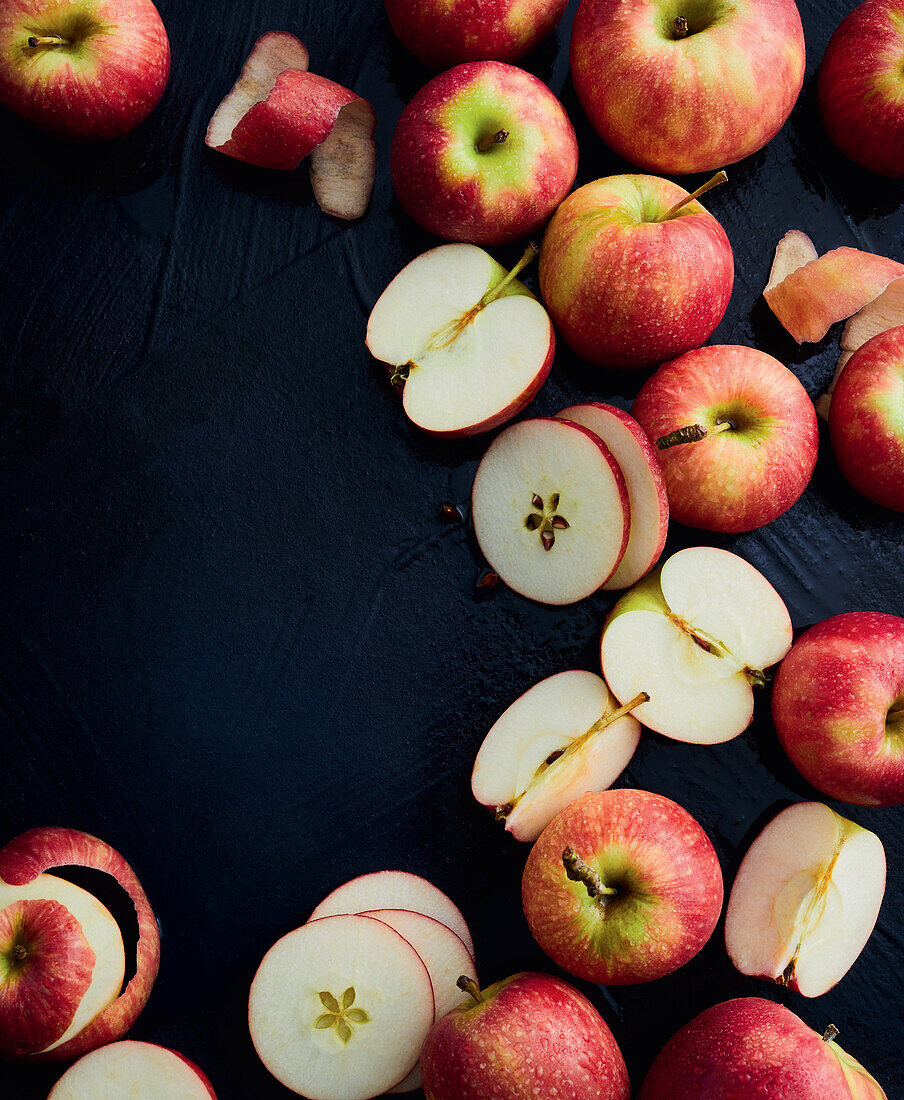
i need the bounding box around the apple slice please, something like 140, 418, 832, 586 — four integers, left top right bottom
725, 802, 886, 998
471, 418, 629, 606
249, 914, 434, 1100
472, 670, 642, 842
556, 403, 668, 589
600, 547, 792, 744
309, 870, 474, 961
366, 243, 554, 437
48, 1040, 217, 1099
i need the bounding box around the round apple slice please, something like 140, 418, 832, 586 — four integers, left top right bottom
48, 1040, 217, 1098
249, 914, 434, 1100
471, 417, 629, 605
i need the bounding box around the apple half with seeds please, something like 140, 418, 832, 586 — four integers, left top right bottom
48, 1041, 217, 1099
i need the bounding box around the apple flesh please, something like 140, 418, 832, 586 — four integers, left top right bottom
472, 670, 642, 842
366, 243, 554, 436
522, 789, 723, 985
600, 547, 792, 744
390, 61, 578, 245
48, 1041, 217, 1099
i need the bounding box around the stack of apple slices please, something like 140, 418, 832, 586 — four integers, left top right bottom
249, 871, 475, 1099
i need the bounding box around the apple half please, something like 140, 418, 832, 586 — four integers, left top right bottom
600, 547, 792, 744
366, 243, 554, 436
472, 670, 642, 842
725, 802, 886, 998
48, 1040, 217, 1099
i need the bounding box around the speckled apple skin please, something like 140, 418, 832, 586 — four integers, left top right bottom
420, 971, 630, 1100
772, 612, 904, 806
522, 790, 723, 984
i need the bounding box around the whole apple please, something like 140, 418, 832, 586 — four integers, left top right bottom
570, 0, 805, 174
639, 997, 887, 1099
390, 61, 578, 245
631, 345, 818, 532
420, 972, 630, 1100
522, 789, 723, 984
819, 0, 904, 177
0, 0, 170, 139
386, 0, 569, 67
539, 174, 733, 368
829, 326, 904, 511
773, 612, 904, 807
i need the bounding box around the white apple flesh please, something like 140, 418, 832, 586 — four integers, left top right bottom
48, 1040, 217, 1099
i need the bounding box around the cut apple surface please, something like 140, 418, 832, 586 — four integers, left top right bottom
600, 548, 792, 744
472, 670, 642, 842
366, 243, 554, 437
249, 913, 434, 1100
725, 802, 886, 998
48, 1040, 217, 1099
556, 404, 668, 590
471, 417, 629, 605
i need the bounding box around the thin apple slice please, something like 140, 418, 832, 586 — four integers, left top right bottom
471, 418, 629, 605
556, 403, 668, 589
725, 802, 886, 998
472, 670, 641, 842
765, 230, 818, 294
309, 871, 474, 961
367, 244, 553, 437
249, 914, 434, 1100
309, 97, 378, 220
48, 1041, 217, 1099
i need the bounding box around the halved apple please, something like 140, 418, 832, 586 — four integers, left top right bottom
471, 417, 629, 606
725, 802, 886, 998
249, 913, 435, 1100
600, 547, 792, 744
366, 243, 554, 436
472, 670, 642, 842
48, 1040, 217, 1099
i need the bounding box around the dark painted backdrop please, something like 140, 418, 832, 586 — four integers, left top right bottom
1, 0, 902, 1096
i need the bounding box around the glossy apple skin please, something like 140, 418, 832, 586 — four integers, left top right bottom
639, 997, 886, 1100
522, 790, 723, 984
0, 827, 160, 1061
571, 0, 805, 174
829, 327, 904, 511
632, 345, 818, 532
421, 972, 630, 1100
539, 175, 733, 369
818, 0, 904, 177
386, 0, 569, 67
772, 612, 904, 807
0, 0, 169, 139
391, 61, 578, 245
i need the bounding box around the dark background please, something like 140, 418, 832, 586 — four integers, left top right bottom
1, 0, 902, 1096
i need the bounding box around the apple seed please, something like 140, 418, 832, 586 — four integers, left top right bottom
314, 987, 370, 1044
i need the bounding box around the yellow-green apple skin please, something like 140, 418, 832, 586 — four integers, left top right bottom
631, 345, 818, 532
818, 0, 904, 177
538, 175, 733, 368
385, 0, 569, 67
570, 0, 805, 174
390, 61, 578, 245
522, 789, 723, 984
828, 327, 904, 512
773, 612, 904, 807
639, 998, 887, 1100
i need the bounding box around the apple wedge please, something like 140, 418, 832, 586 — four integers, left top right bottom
472, 670, 642, 842
471, 417, 629, 605
725, 802, 886, 998
367, 243, 554, 437
600, 547, 792, 744
48, 1041, 217, 1099
556, 404, 668, 589
249, 913, 435, 1100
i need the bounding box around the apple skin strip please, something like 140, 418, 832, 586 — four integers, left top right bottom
309, 96, 377, 220
765, 229, 818, 294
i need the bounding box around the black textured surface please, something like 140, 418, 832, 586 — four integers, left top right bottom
1, 1, 903, 1097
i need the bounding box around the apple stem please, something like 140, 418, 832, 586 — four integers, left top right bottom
822, 1024, 840, 1044
656, 419, 733, 450
476, 129, 509, 153
673, 16, 689, 39
27, 35, 69, 48
457, 975, 484, 1005
563, 847, 618, 901
664, 170, 728, 219
588, 692, 650, 736
481, 241, 539, 308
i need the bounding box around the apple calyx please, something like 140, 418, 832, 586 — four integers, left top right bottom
26, 36, 70, 48
673, 17, 689, 39
664, 171, 728, 220
562, 848, 618, 902
476, 129, 509, 153
655, 419, 733, 450
456, 975, 484, 1005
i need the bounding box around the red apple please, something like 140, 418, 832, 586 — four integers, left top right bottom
773, 612, 904, 806
570, 0, 805, 174
0, 0, 169, 139
538, 174, 733, 369
631, 345, 819, 532
390, 61, 578, 245
420, 972, 630, 1100
819, 0, 904, 177
522, 789, 723, 984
